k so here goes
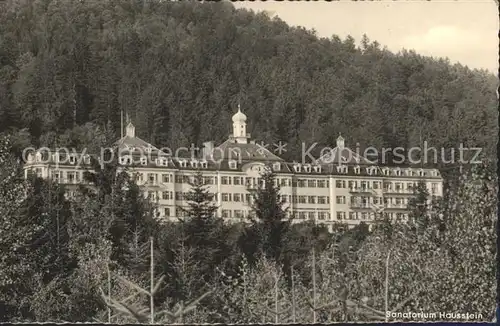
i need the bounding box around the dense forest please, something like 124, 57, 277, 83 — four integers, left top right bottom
0, 0, 497, 323
0, 0, 497, 166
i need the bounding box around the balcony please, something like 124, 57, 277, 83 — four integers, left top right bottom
383, 188, 414, 195
384, 203, 408, 210
349, 187, 373, 194
349, 201, 371, 209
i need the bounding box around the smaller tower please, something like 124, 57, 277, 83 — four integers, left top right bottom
232, 104, 248, 144
126, 121, 135, 138
336, 133, 345, 149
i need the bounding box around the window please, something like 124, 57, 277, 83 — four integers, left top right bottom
221, 176, 231, 185
348, 181, 356, 189
314, 165, 322, 173
140, 156, 148, 165
162, 191, 172, 200
308, 180, 316, 187
222, 193, 230, 202
395, 169, 402, 176
383, 168, 389, 176
148, 191, 156, 200
308, 212, 315, 220
354, 166, 360, 174
234, 210, 243, 218
67, 172, 75, 183
52, 170, 60, 181
175, 175, 183, 183
318, 196, 327, 204
148, 173, 157, 185
298, 212, 307, 219
335, 180, 346, 188
298, 196, 307, 204
292, 195, 298, 203
304, 164, 312, 173
233, 176, 242, 185
308, 196, 316, 204
162, 174, 171, 183
431, 183, 438, 194
361, 181, 368, 190
336, 196, 346, 204
245, 194, 252, 203
293, 164, 301, 172
280, 179, 289, 187
273, 162, 281, 171
75, 171, 80, 183
233, 193, 241, 202
297, 179, 306, 187
203, 176, 214, 185
361, 212, 368, 220
373, 181, 379, 190
222, 210, 231, 218
179, 160, 187, 168
336, 212, 346, 220
164, 208, 170, 217
200, 160, 208, 168
318, 212, 328, 220
317, 180, 326, 188
182, 175, 190, 183
190, 160, 199, 168
349, 212, 356, 220
229, 160, 237, 169
395, 183, 402, 192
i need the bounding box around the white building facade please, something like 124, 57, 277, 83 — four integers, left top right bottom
23, 107, 443, 232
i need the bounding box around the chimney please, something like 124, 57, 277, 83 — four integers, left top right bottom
203, 141, 214, 158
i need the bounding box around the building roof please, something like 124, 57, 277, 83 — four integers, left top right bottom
209, 138, 284, 162
315, 146, 375, 165
114, 135, 169, 157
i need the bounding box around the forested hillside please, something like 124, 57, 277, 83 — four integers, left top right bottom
0, 0, 497, 322
0, 0, 497, 167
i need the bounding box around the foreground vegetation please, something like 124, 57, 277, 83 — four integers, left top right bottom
0, 136, 496, 322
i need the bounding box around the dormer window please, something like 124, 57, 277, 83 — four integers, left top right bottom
190, 160, 199, 168
69, 155, 76, 164
336, 165, 347, 174
273, 162, 281, 171
156, 157, 168, 166
179, 159, 187, 168
293, 164, 301, 173
383, 168, 390, 176
200, 160, 208, 168
119, 155, 132, 165
395, 169, 402, 176
304, 164, 312, 173
140, 156, 148, 165
229, 160, 237, 169
418, 169, 424, 177
313, 165, 322, 173
354, 166, 361, 174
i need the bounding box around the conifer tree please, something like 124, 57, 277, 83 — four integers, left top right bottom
179, 171, 230, 285
247, 165, 291, 264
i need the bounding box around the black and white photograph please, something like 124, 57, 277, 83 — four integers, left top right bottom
0, 0, 497, 323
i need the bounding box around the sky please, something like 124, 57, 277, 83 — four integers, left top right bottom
233, 0, 498, 73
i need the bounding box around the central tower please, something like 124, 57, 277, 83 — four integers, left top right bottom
232, 104, 249, 144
